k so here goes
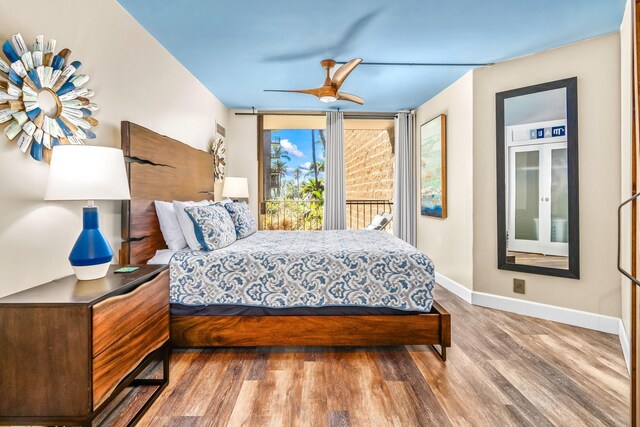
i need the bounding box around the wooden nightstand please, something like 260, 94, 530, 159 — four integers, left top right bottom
0, 264, 169, 427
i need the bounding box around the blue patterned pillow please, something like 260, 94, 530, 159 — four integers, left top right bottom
224, 202, 257, 239
184, 204, 236, 251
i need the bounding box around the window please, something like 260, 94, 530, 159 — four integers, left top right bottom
258, 115, 395, 232
260, 115, 326, 230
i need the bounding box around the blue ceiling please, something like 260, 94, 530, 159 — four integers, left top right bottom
118, 0, 625, 112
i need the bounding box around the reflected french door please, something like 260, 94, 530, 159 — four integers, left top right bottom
508, 142, 569, 256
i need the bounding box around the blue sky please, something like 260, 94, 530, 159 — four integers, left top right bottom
271, 129, 325, 181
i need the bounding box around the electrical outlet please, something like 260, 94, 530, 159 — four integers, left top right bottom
513, 279, 525, 294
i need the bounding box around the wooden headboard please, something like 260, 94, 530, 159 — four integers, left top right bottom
120, 121, 214, 264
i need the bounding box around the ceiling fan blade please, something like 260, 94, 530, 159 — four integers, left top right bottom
337, 92, 364, 105
331, 58, 362, 89
264, 88, 323, 96
262, 47, 329, 63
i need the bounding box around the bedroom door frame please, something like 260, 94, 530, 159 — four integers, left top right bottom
257, 114, 265, 230
631, 1, 639, 424
633, 1, 640, 424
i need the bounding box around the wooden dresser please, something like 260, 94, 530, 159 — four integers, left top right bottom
0, 264, 169, 427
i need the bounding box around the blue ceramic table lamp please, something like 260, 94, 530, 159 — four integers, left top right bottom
45, 145, 131, 280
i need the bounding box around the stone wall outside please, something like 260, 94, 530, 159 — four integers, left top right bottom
344, 128, 394, 229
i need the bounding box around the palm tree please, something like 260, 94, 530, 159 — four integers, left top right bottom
270, 141, 292, 198
272, 160, 288, 180
282, 180, 297, 199
270, 160, 288, 197
318, 129, 326, 151
271, 144, 291, 162
301, 178, 324, 201
292, 168, 302, 197
304, 161, 325, 177
317, 130, 326, 175
311, 130, 319, 182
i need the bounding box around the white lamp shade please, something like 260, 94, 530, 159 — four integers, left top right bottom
222, 177, 249, 199
45, 145, 131, 201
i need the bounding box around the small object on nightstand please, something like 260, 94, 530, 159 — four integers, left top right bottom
0, 264, 169, 427
114, 266, 140, 273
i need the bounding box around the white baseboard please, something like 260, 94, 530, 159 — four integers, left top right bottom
471, 291, 620, 334
435, 272, 472, 303
436, 272, 630, 374
619, 319, 631, 374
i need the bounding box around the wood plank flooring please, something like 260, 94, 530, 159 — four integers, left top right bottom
507, 251, 569, 269
115, 285, 629, 426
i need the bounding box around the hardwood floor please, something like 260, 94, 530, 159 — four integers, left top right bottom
507, 251, 570, 269
109, 285, 629, 427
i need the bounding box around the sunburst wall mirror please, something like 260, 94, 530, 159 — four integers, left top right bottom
0, 33, 98, 162
211, 136, 225, 181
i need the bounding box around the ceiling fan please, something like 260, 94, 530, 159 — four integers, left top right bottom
264, 58, 364, 105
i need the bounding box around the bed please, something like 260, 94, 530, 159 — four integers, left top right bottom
119, 121, 451, 360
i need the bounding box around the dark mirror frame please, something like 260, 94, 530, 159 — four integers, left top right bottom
496, 77, 580, 279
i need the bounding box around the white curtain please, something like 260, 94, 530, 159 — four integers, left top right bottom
323, 111, 346, 230
393, 112, 417, 245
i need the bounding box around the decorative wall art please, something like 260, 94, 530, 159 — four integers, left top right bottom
420, 114, 447, 218
0, 33, 98, 162
211, 120, 226, 200
211, 136, 226, 181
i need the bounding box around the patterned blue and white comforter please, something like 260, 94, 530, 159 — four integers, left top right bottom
169, 230, 436, 312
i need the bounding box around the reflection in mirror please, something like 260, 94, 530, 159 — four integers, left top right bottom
496, 78, 579, 279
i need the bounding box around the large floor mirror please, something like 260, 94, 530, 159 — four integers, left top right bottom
496, 77, 579, 278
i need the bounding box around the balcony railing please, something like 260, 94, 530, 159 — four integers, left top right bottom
263, 200, 324, 231
346, 199, 393, 230
262, 199, 393, 231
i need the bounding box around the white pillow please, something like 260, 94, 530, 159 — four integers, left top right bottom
154, 201, 188, 250
173, 200, 213, 250
147, 249, 177, 265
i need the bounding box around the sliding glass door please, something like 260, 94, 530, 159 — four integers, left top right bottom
259, 115, 326, 230
257, 114, 396, 231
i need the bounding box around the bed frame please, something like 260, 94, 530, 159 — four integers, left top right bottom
120, 121, 451, 361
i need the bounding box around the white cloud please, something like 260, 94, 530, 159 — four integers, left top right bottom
299, 161, 312, 170
280, 139, 304, 158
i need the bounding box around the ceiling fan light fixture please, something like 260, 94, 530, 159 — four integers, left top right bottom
319, 95, 337, 103
264, 58, 363, 105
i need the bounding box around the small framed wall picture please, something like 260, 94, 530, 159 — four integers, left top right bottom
420, 114, 447, 218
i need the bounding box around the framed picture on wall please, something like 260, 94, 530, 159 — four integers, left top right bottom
420, 114, 447, 218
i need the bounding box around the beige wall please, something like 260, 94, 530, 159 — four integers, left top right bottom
620, 0, 634, 339
226, 110, 259, 220
264, 115, 324, 130
415, 71, 475, 290
0, 0, 228, 298
473, 34, 622, 317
